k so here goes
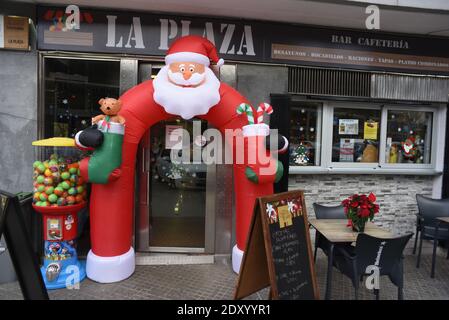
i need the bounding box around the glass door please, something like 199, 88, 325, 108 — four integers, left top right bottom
136, 62, 214, 253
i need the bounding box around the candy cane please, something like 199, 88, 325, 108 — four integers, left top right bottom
256, 102, 273, 124
236, 103, 254, 125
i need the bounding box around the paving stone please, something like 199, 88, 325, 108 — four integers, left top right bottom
0, 251, 448, 300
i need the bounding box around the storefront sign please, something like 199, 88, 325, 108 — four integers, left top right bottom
0, 15, 29, 51
235, 190, 318, 300
37, 6, 449, 75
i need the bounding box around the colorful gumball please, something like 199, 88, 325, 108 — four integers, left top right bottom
66, 196, 76, 205
39, 193, 48, 202
33, 161, 43, 169
57, 197, 67, 206
52, 172, 61, 182
43, 177, 53, 186
37, 184, 45, 192
36, 164, 46, 173
61, 171, 70, 180
45, 186, 55, 195
76, 186, 84, 194
61, 181, 70, 190
75, 194, 84, 203
54, 187, 63, 196
36, 175, 45, 184
70, 174, 78, 184
69, 167, 78, 174
68, 187, 77, 195
62, 191, 69, 198
48, 194, 58, 203
33, 192, 41, 202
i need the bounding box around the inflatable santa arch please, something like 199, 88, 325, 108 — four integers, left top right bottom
76, 35, 286, 283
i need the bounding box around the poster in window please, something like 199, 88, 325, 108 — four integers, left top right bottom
339, 119, 358, 135
339, 138, 354, 162
165, 125, 184, 149
364, 121, 378, 140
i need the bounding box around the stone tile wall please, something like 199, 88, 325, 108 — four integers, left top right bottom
289, 174, 434, 234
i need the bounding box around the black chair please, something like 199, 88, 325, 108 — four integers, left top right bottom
312, 203, 346, 261
333, 233, 413, 300
415, 194, 449, 278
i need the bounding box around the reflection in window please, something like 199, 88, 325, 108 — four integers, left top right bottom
289, 102, 320, 166
44, 58, 120, 138
332, 108, 381, 163
385, 110, 433, 164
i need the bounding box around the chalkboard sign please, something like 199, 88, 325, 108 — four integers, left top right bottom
234, 190, 319, 300
0, 190, 48, 300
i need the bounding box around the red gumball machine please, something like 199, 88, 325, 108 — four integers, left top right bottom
31, 138, 87, 289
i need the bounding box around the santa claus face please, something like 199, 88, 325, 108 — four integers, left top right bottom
153, 62, 221, 120
168, 62, 206, 87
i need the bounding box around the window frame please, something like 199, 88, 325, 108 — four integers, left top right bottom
288, 97, 445, 175
326, 102, 383, 169
287, 98, 323, 173
379, 105, 438, 170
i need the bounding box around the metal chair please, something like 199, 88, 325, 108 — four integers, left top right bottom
416, 194, 449, 278
333, 233, 413, 300
312, 203, 346, 261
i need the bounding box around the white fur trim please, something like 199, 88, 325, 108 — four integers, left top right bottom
278, 136, 289, 153
165, 52, 210, 66
86, 247, 135, 283
216, 58, 224, 67
242, 123, 270, 137
74, 131, 88, 149
97, 120, 125, 135
232, 245, 244, 274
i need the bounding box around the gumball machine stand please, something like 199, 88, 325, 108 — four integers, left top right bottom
31, 138, 87, 289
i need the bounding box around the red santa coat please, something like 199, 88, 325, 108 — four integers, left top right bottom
88, 80, 277, 260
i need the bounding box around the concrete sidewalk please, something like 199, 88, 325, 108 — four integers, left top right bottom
0, 253, 448, 300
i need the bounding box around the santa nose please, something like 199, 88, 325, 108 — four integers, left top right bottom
183, 71, 192, 80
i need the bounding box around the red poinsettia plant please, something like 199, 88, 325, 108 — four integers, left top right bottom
341, 193, 379, 232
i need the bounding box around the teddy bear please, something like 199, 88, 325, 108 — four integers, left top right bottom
92, 98, 126, 126
75, 97, 125, 184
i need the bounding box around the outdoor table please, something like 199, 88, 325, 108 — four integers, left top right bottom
308, 219, 393, 300
436, 217, 449, 224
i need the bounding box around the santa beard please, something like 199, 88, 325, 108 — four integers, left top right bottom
153, 65, 221, 120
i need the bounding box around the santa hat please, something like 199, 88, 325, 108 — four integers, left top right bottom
165, 35, 224, 67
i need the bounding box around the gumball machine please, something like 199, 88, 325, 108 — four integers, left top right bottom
31, 137, 87, 289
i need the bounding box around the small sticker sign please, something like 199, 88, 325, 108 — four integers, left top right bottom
339, 119, 359, 135
364, 121, 378, 140
165, 125, 184, 150
0, 15, 29, 51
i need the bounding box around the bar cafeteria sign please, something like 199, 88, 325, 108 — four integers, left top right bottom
37, 6, 449, 75
0, 15, 30, 51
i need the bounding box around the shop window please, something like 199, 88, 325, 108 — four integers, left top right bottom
332, 107, 381, 163
43, 57, 120, 138
385, 110, 433, 165
289, 102, 321, 166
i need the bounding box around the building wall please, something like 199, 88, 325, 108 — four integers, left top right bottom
289, 174, 434, 234
0, 2, 37, 194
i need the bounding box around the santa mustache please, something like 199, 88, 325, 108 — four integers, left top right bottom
167, 69, 206, 86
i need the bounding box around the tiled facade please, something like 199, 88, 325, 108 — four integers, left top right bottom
289, 174, 434, 234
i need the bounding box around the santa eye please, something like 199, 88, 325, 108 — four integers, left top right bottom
180, 67, 185, 72
189, 67, 194, 72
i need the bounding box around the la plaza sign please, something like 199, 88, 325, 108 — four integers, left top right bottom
105, 15, 256, 56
